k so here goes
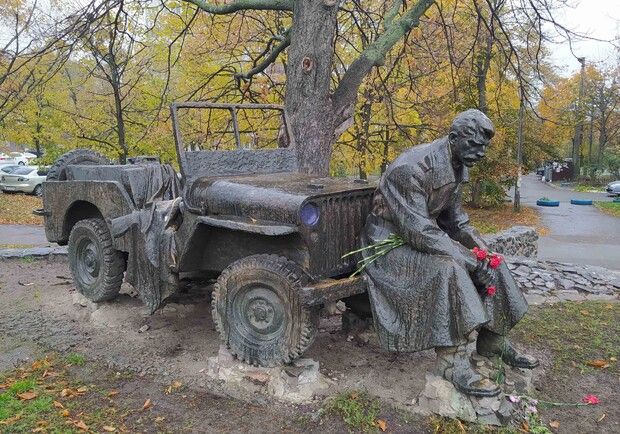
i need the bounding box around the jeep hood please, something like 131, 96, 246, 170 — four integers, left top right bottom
185, 172, 375, 224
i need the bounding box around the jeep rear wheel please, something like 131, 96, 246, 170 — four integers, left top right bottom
212, 255, 318, 367
68, 218, 125, 302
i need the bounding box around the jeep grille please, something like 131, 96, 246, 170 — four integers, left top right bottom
311, 192, 373, 277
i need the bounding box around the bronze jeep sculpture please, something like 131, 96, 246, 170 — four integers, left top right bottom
39, 102, 373, 367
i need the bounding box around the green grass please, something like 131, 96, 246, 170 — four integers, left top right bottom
573, 184, 603, 193
325, 391, 380, 433
65, 352, 86, 366
8, 378, 36, 394
0, 374, 67, 433
594, 201, 620, 217
429, 416, 519, 433
512, 301, 620, 375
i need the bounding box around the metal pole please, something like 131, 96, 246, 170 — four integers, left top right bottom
514, 88, 524, 212
572, 57, 586, 180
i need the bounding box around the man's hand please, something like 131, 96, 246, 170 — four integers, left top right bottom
472, 260, 495, 288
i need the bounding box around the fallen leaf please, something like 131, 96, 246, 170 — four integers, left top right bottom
610, 357, 617, 362
76, 386, 88, 393
17, 391, 38, 400
579, 310, 590, 316
60, 409, 70, 417
171, 380, 182, 389
597, 413, 606, 423
74, 420, 88, 431
456, 420, 466, 433
42, 370, 60, 378
142, 398, 152, 410
587, 360, 610, 369
53, 401, 65, 409
520, 421, 530, 432
36, 420, 49, 427
0, 383, 8, 389
60, 388, 73, 397
102, 426, 116, 432
549, 420, 560, 429
107, 389, 120, 397
32, 428, 45, 433
376, 419, 387, 432
0, 414, 22, 425
154, 416, 165, 423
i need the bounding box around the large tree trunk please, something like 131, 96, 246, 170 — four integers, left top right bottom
475, 34, 493, 115
598, 111, 607, 163
285, 0, 339, 175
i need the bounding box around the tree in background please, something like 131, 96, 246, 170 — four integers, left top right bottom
1, 0, 614, 194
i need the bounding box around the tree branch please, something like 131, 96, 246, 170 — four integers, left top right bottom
235, 31, 291, 81
183, 0, 293, 14
333, 0, 434, 120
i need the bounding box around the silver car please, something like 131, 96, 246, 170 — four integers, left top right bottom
0, 166, 46, 196
606, 181, 620, 196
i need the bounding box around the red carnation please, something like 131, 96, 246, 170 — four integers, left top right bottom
489, 254, 503, 269
472, 247, 488, 261
486, 286, 496, 296
582, 394, 600, 405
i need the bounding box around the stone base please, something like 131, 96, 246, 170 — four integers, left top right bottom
206, 346, 331, 404
412, 356, 535, 426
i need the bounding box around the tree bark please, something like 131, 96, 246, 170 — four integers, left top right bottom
476, 34, 493, 115
285, 0, 338, 175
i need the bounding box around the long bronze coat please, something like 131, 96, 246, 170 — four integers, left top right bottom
362, 137, 528, 352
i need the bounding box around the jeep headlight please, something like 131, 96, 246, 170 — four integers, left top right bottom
300, 202, 320, 226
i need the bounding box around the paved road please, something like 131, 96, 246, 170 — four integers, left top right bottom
0, 224, 49, 247
514, 174, 620, 270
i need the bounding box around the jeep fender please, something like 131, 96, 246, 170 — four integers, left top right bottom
42, 180, 135, 250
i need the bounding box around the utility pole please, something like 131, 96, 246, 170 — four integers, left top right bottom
572, 57, 586, 180
514, 87, 524, 212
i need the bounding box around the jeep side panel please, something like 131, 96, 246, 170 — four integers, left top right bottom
42, 180, 135, 251
175, 212, 309, 274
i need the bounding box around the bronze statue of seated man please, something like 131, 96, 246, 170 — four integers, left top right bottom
361, 109, 538, 397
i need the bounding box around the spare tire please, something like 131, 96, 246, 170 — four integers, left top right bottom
47, 149, 110, 181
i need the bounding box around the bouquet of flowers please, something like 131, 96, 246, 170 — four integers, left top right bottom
472, 247, 503, 297
342, 234, 405, 276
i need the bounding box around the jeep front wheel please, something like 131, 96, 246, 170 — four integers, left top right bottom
212, 255, 318, 367
68, 218, 125, 302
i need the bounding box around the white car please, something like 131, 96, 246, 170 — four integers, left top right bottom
607, 180, 620, 196
0, 165, 46, 196
0, 152, 37, 165
0, 164, 22, 174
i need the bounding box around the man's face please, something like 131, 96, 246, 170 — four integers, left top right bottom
450, 126, 491, 167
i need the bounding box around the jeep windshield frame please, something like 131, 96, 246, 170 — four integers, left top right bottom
170, 102, 295, 179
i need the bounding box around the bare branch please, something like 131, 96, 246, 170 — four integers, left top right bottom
183, 0, 293, 14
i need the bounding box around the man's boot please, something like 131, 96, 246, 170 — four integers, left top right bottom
436, 341, 501, 397
477, 328, 539, 369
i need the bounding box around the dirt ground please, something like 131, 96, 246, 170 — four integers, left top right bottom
1, 256, 618, 433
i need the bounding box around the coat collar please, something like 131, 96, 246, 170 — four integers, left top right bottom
431, 137, 469, 189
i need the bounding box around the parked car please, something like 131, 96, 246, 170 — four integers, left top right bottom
0, 165, 46, 196
0, 164, 22, 174
0, 152, 37, 165
606, 180, 620, 196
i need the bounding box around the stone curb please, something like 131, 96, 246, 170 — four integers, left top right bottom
0, 246, 68, 259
